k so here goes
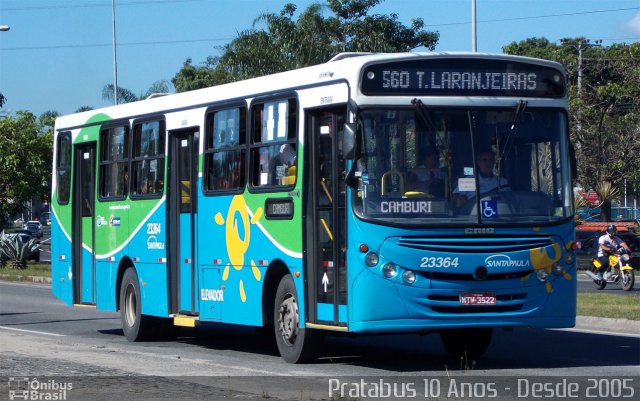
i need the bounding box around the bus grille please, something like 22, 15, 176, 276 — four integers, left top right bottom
396, 235, 553, 253
418, 270, 532, 281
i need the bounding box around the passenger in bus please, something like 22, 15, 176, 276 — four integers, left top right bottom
140, 177, 155, 195
154, 179, 163, 194
409, 147, 446, 196
278, 144, 297, 185
122, 167, 129, 196
452, 148, 509, 207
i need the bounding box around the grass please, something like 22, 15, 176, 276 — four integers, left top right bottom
0, 261, 52, 281
577, 292, 640, 320
1, 263, 638, 321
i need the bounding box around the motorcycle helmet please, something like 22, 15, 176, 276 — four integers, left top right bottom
606, 224, 617, 236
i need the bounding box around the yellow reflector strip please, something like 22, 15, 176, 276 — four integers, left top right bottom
305, 322, 348, 332
173, 316, 197, 327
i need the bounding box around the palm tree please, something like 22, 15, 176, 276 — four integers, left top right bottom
594, 181, 620, 222
0, 92, 6, 107
102, 80, 172, 105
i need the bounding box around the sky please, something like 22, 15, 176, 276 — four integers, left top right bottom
1, 0, 639, 117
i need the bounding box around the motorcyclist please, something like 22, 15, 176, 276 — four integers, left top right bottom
596, 225, 631, 279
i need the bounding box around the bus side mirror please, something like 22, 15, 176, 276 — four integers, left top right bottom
341, 123, 357, 160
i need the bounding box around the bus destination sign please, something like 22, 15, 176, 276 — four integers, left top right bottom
361, 58, 565, 98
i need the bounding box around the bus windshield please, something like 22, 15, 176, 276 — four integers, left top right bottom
353, 106, 573, 225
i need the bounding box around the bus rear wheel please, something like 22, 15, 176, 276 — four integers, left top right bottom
274, 274, 318, 363
440, 328, 493, 360
120, 268, 154, 341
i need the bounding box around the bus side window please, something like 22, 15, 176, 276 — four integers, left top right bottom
131, 119, 165, 198
203, 107, 246, 193
99, 125, 129, 200
56, 133, 72, 204
250, 98, 297, 189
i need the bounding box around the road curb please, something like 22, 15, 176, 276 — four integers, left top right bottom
574, 315, 640, 336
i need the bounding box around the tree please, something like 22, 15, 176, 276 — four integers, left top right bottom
0, 111, 53, 227
171, 58, 231, 92
0, 92, 6, 107
101, 80, 173, 105
172, 0, 439, 91
503, 38, 640, 215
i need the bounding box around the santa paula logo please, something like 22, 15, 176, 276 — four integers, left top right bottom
485, 254, 531, 268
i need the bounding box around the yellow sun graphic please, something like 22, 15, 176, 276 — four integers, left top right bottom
523, 242, 572, 293
215, 195, 263, 302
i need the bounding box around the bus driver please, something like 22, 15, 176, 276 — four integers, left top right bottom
452, 149, 509, 207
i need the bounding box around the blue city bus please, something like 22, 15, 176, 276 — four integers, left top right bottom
51, 53, 576, 363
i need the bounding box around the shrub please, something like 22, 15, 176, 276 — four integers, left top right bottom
0, 231, 40, 269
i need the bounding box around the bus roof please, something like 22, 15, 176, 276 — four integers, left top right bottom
54, 52, 565, 131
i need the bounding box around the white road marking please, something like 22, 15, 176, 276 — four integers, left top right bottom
0, 326, 66, 337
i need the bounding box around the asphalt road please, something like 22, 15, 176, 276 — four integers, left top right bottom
578, 275, 640, 295
0, 281, 638, 401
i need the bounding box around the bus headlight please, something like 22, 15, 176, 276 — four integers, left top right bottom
382, 263, 398, 278
365, 252, 379, 267
536, 269, 549, 282
402, 270, 416, 284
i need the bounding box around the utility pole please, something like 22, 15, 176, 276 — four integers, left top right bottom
112, 0, 119, 105
560, 38, 602, 147
471, 0, 477, 52
1, 24, 9, 108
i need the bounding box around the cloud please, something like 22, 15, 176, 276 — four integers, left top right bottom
622, 11, 640, 35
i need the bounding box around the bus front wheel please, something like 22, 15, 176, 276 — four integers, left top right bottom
120, 268, 153, 341
440, 328, 493, 360
274, 274, 318, 363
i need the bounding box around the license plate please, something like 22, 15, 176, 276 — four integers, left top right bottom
459, 292, 496, 305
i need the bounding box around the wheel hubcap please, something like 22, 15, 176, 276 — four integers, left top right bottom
124, 283, 137, 327
278, 293, 299, 345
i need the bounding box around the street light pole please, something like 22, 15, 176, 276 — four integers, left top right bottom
112, 0, 119, 105
471, 0, 477, 52
0, 24, 8, 108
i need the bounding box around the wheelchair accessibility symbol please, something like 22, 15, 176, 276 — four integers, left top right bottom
481, 200, 498, 219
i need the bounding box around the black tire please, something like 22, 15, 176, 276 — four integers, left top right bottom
621, 269, 635, 291
120, 268, 154, 341
440, 328, 493, 360
273, 274, 318, 363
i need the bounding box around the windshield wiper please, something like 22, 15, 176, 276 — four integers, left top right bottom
511, 100, 528, 130
497, 99, 527, 178
411, 98, 437, 134
502, 100, 527, 149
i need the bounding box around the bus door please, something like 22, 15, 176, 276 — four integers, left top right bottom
307, 109, 347, 326
72, 143, 96, 304
168, 128, 199, 315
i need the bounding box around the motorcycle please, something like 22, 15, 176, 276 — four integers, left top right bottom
585, 247, 635, 291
